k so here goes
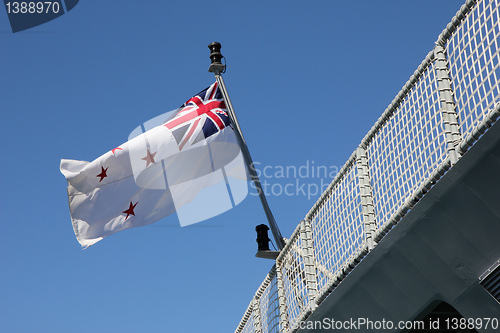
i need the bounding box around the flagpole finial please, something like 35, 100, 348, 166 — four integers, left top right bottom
208, 42, 226, 74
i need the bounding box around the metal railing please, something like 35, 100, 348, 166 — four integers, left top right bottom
235, 0, 500, 332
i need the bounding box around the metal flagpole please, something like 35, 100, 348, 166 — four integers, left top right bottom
208, 42, 285, 251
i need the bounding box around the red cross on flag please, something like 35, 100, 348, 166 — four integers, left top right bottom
60, 83, 249, 248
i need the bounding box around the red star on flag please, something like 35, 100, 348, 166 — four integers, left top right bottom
96, 166, 108, 182
141, 149, 157, 167
122, 201, 138, 220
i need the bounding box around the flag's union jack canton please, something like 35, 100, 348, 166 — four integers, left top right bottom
163, 82, 231, 151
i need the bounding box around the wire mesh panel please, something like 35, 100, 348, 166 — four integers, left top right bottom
447, 0, 500, 139
366, 63, 448, 230
259, 274, 281, 333
278, 231, 310, 329
309, 161, 365, 295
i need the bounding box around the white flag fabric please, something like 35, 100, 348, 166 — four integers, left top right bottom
61, 83, 248, 248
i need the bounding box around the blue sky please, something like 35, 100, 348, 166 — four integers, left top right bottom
1, 1, 465, 332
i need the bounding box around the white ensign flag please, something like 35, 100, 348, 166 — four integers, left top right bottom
61, 83, 248, 248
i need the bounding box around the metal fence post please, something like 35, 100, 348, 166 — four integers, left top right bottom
356, 147, 377, 250
434, 44, 462, 165
252, 297, 262, 333
300, 219, 318, 312
276, 262, 289, 332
